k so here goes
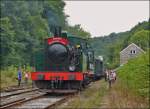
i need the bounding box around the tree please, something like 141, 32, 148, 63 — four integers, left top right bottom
129, 30, 149, 50
0, 17, 15, 67
66, 24, 91, 38
0, 0, 91, 68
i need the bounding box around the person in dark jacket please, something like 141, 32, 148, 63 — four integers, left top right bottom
105, 70, 109, 81
17, 69, 22, 87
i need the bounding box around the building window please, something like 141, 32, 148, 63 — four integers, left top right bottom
130, 50, 136, 54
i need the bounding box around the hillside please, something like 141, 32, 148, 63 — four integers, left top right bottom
90, 20, 149, 68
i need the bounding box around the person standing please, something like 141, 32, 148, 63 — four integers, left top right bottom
112, 70, 117, 81
24, 71, 29, 85
31, 67, 35, 88
105, 70, 109, 81
108, 70, 114, 88
17, 68, 22, 87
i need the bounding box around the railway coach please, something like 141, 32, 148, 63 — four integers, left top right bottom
93, 56, 104, 80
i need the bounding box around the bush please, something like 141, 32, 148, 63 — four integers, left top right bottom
0, 65, 32, 88
117, 52, 149, 98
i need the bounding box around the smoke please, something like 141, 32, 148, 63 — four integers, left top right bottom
43, 7, 61, 36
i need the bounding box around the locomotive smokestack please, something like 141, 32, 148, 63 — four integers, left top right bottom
58, 26, 61, 37
54, 27, 57, 37
54, 26, 61, 37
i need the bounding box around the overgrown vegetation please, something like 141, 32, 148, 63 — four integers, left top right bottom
99, 52, 149, 108
117, 51, 149, 98
0, 65, 32, 89
105, 81, 149, 108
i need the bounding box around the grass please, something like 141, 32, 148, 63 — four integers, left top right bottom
108, 80, 149, 108
0, 65, 33, 89
61, 80, 108, 108
59, 77, 149, 108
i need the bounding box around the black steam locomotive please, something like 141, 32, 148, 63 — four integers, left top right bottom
31, 30, 97, 93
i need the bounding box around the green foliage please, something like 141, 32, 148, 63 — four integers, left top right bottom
91, 32, 128, 68
66, 24, 91, 38
1, 66, 21, 88
0, 65, 33, 88
91, 21, 149, 69
1, 1, 50, 67
0, 0, 90, 69
117, 52, 149, 97
0, 17, 16, 66
129, 30, 149, 50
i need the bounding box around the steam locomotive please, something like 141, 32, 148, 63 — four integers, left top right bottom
31, 30, 97, 93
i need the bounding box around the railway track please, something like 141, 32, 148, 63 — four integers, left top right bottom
11, 94, 74, 109
0, 89, 76, 109
0, 88, 38, 98
1, 84, 33, 92
0, 84, 78, 109
0, 89, 45, 109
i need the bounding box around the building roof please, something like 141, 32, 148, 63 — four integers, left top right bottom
120, 43, 145, 54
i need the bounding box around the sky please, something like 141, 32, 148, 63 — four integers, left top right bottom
64, 1, 149, 37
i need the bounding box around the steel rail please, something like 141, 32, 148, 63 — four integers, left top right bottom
0, 88, 38, 99
0, 93, 46, 109
44, 93, 77, 109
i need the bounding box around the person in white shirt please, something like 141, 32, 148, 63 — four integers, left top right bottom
108, 70, 113, 88
108, 70, 117, 88
24, 71, 29, 85
113, 70, 116, 81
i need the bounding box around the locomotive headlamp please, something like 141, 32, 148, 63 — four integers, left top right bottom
69, 65, 76, 71
76, 45, 80, 48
